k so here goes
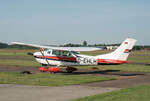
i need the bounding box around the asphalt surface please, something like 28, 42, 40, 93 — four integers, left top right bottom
84, 74, 150, 88
0, 84, 119, 101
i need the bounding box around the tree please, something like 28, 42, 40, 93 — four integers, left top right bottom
0, 42, 8, 48
83, 41, 87, 46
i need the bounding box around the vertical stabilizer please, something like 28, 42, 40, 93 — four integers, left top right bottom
96, 38, 137, 63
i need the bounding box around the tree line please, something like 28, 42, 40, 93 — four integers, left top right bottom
0, 41, 150, 50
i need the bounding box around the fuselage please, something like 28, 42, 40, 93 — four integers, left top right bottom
33, 49, 127, 66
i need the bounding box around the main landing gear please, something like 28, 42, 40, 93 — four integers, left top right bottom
66, 66, 78, 73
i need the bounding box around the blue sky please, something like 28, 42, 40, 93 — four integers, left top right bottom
0, 0, 150, 45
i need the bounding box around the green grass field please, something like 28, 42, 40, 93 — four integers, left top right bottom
0, 72, 115, 86
0, 49, 150, 72
72, 85, 150, 101
76, 64, 150, 72
0, 59, 40, 67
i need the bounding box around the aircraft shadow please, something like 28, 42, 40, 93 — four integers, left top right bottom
59, 70, 145, 76
145, 64, 150, 66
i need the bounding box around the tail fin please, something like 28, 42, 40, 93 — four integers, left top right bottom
96, 38, 137, 62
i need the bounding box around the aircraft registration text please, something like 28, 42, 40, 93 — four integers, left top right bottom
78, 57, 97, 65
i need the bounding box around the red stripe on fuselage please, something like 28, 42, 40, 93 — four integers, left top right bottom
97, 59, 127, 64
37, 56, 77, 61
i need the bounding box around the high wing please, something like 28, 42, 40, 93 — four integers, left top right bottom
11, 42, 102, 52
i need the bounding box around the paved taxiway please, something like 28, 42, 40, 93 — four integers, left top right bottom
0, 84, 119, 101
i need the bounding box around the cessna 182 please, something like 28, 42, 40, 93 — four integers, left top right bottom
12, 38, 136, 73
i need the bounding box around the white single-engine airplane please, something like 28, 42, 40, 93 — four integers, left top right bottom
12, 38, 136, 73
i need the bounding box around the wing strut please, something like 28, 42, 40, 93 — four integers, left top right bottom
40, 48, 50, 66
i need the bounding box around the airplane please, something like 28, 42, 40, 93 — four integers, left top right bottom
12, 38, 137, 73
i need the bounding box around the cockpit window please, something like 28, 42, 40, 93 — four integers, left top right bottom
52, 50, 73, 57
62, 51, 72, 57
62, 51, 68, 56
52, 50, 61, 56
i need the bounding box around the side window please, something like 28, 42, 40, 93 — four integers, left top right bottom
52, 50, 61, 56
62, 51, 68, 57
62, 51, 73, 57
47, 50, 51, 54
52, 50, 73, 57
67, 52, 72, 57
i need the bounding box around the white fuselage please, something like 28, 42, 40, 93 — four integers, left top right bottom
34, 50, 98, 66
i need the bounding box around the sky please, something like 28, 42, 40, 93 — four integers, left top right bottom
0, 0, 150, 45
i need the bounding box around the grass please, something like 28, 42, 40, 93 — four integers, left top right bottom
0, 52, 28, 56
0, 72, 115, 86
0, 49, 37, 56
0, 59, 40, 67
128, 55, 150, 63
0, 49, 150, 72
76, 64, 150, 72
72, 85, 150, 101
